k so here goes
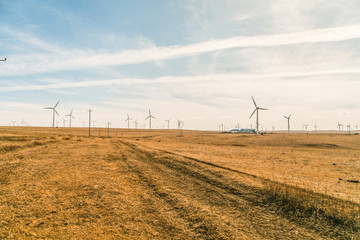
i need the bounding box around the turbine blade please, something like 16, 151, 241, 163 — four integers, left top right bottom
251, 96, 257, 108
259, 108, 268, 110
283, 116, 287, 118
249, 109, 257, 119
71, 115, 75, 119
65, 114, 70, 116
70, 109, 73, 114
44, 107, 52, 109
289, 114, 292, 118
54, 100, 59, 108
54, 109, 60, 117
145, 116, 149, 120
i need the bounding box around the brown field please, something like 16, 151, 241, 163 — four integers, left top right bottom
0, 127, 359, 239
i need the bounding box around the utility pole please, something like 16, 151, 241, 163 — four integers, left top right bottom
88, 109, 93, 136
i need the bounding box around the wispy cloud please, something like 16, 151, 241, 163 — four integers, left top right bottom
3, 24, 360, 75
0, 26, 63, 53
1, 67, 360, 92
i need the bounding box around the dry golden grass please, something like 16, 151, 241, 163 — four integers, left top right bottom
0, 127, 359, 239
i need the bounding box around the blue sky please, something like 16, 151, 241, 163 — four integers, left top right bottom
1, 0, 360, 130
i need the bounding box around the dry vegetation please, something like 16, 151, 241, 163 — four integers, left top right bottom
0, 127, 359, 239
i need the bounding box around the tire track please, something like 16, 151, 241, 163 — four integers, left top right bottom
112, 139, 333, 239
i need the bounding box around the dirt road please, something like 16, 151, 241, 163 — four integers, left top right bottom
0, 134, 357, 239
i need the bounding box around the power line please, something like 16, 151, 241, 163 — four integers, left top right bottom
0, 59, 53, 98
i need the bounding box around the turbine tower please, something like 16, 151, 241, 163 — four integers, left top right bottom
314, 124, 318, 131
283, 114, 292, 134
65, 109, 75, 128
249, 96, 268, 134
145, 109, 155, 130
125, 114, 132, 129
44, 101, 60, 128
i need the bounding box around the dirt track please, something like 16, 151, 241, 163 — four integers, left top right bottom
0, 133, 358, 239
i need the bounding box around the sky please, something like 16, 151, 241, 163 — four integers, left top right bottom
1, 0, 360, 130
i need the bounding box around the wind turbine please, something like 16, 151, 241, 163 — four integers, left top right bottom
249, 96, 268, 134
125, 114, 132, 129
347, 124, 351, 134
304, 124, 309, 133
166, 119, 171, 129
92, 120, 97, 127
20, 119, 26, 127
337, 121, 343, 132
62, 118, 67, 127
314, 124, 318, 131
178, 120, 183, 130
355, 125, 358, 131
65, 109, 75, 128
283, 114, 292, 134
134, 119, 138, 129
44, 101, 60, 128
145, 109, 155, 130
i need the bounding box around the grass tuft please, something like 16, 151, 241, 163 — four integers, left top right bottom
262, 181, 360, 237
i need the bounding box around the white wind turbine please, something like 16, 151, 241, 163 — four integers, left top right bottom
347, 124, 351, 134
145, 109, 155, 130
20, 119, 26, 127
62, 118, 67, 127
125, 114, 132, 129
249, 97, 268, 134
44, 101, 60, 128
178, 120, 183, 130
134, 119, 138, 129
303, 124, 309, 133
337, 121, 343, 132
283, 114, 292, 134
65, 109, 75, 128
166, 119, 171, 129
314, 124, 318, 131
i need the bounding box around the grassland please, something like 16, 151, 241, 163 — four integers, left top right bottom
0, 127, 359, 239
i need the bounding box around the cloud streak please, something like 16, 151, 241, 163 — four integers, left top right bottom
4, 24, 360, 75
1, 67, 360, 92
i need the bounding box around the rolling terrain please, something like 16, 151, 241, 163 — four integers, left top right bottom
0, 127, 359, 239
